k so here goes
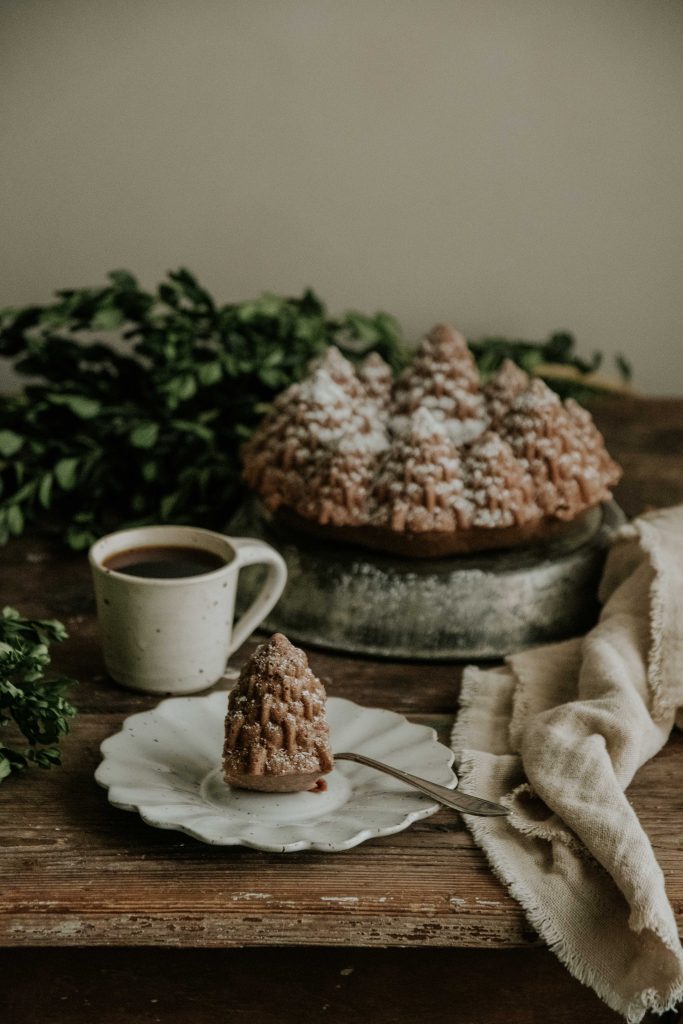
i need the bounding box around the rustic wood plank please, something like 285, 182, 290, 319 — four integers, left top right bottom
590, 396, 683, 516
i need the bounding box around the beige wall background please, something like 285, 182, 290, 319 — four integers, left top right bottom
1, 0, 682, 393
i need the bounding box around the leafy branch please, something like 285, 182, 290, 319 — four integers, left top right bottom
0, 270, 405, 549
0, 607, 77, 782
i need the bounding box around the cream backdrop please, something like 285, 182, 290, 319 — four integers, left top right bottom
1, 0, 682, 393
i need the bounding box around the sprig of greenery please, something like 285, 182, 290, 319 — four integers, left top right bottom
0, 269, 405, 549
0, 607, 77, 782
0, 269, 630, 550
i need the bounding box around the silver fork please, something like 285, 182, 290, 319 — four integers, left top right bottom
335, 751, 509, 817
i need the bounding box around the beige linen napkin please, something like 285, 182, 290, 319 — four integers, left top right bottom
451, 504, 683, 1022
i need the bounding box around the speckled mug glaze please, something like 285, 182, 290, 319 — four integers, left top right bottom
89, 525, 287, 694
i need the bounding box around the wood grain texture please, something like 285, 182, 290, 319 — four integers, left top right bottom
0, 397, 682, 954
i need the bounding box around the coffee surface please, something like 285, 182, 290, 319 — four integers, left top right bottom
103, 545, 226, 579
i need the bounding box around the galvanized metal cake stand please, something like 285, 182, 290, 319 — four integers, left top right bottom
229, 498, 625, 661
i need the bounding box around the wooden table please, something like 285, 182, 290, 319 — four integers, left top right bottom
2, 397, 682, 1024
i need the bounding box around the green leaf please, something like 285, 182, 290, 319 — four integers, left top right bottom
343, 312, 379, 345
237, 295, 285, 321
0, 430, 23, 457
258, 367, 284, 389
91, 306, 124, 330
197, 361, 222, 387
171, 419, 214, 443
49, 394, 101, 419
65, 526, 93, 550
108, 269, 138, 290
6, 505, 23, 536
175, 375, 196, 402
545, 332, 575, 361
38, 473, 53, 509
130, 422, 159, 449
160, 492, 179, 518
29, 746, 62, 768
519, 350, 545, 373
54, 457, 79, 491
616, 353, 632, 382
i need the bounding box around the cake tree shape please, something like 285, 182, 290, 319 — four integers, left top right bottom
391, 323, 487, 444
483, 359, 530, 429
242, 365, 389, 525
500, 379, 621, 519
310, 345, 393, 428
464, 431, 542, 529
564, 397, 622, 486
308, 345, 368, 402
296, 431, 383, 527
223, 633, 334, 793
358, 351, 393, 411
371, 407, 473, 533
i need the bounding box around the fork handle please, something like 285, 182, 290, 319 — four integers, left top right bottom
334, 752, 509, 817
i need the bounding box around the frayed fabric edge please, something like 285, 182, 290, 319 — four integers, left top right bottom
635, 518, 682, 722
456, 750, 683, 1023
450, 666, 477, 749
450, 664, 499, 752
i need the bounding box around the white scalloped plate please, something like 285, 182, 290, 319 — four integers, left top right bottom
95, 692, 457, 852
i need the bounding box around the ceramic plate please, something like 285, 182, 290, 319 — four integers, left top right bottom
95, 692, 456, 852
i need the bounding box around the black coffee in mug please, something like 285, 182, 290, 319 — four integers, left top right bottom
103, 545, 227, 579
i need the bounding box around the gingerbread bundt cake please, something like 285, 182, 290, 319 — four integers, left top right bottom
242, 325, 621, 557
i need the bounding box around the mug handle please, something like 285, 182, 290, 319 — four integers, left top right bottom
225, 537, 288, 656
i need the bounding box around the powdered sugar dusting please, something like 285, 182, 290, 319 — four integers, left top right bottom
465, 431, 541, 528
242, 324, 621, 542
484, 359, 530, 427
500, 379, 621, 519
372, 408, 473, 533
391, 322, 488, 438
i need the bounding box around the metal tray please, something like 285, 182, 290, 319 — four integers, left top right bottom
229, 498, 625, 661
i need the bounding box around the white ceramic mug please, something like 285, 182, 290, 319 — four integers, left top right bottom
89, 525, 287, 694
